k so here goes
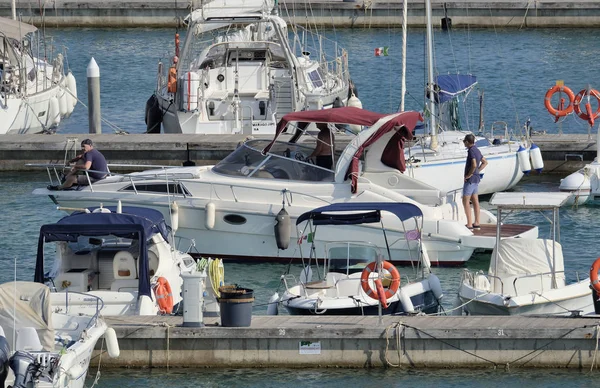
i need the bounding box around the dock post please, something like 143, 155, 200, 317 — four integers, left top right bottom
87, 58, 102, 134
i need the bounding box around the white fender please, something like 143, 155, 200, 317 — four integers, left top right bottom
517, 145, 531, 174
104, 327, 120, 358
428, 273, 443, 301
58, 78, 68, 117
529, 143, 544, 173
398, 288, 415, 314
205, 202, 215, 230
420, 241, 431, 270
266, 292, 279, 315
116, 200, 122, 214
66, 71, 78, 109
347, 94, 363, 134
171, 201, 179, 233
48, 96, 61, 126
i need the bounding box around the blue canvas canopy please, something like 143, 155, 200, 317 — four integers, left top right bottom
296, 202, 423, 226
35, 206, 171, 299
435, 74, 477, 103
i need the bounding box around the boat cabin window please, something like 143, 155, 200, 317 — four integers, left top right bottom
212, 139, 335, 182
119, 183, 190, 196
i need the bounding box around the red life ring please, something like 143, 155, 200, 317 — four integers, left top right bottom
590, 258, 600, 294
360, 261, 400, 304
154, 277, 174, 314
544, 85, 575, 120
573, 89, 600, 127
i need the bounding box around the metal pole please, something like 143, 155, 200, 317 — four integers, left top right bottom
87, 57, 101, 134
400, 0, 407, 112
425, 0, 437, 149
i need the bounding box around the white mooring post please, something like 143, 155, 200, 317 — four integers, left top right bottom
87, 58, 101, 134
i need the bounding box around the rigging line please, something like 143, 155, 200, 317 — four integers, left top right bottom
507, 326, 579, 368
488, 5, 521, 131
384, 321, 403, 367
399, 321, 499, 366
519, 1, 533, 30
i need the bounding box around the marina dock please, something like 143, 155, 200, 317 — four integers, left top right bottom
1, 132, 595, 174
94, 314, 600, 368
0, 0, 599, 28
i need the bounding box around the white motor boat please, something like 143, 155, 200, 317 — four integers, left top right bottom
0, 17, 76, 134
278, 202, 443, 316
146, 0, 356, 135
0, 281, 116, 388
458, 192, 593, 316
33, 107, 538, 266
35, 205, 197, 316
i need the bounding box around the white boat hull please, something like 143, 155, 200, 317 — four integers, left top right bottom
458, 279, 593, 316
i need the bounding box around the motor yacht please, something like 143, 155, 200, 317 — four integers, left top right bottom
33, 107, 538, 265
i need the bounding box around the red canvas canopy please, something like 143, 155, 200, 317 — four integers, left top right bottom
261, 107, 423, 193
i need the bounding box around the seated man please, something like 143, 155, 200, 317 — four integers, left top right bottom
48, 139, 108, 190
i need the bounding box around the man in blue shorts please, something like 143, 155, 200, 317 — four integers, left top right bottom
462, 134, 488, 230
48, 139, 108, 190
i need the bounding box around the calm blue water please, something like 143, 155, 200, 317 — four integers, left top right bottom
47, 27, 600, 135
6, 25, 600, 385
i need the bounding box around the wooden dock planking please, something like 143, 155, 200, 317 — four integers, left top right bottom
472, 224, 536, 238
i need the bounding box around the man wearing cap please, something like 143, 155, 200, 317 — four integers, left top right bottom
462, 134, 488, 230
48, 139, 108, 190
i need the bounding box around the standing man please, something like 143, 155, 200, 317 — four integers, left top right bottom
48, 139, 108, 190
462, 134, 488, 230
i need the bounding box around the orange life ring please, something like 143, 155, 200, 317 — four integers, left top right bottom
590, 258, 600, 294
573, 89, 600, 127
154, 277, 174, 314
360, 261, 400, 304
544, 85, 575, 120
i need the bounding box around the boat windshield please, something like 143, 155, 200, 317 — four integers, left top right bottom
326, 243, 380, 275
212, 139, 335, 182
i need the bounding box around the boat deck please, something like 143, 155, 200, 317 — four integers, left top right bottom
472, 224, 536, 238
95, 314, 600, 368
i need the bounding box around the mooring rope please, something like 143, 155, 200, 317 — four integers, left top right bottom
591, 324, 600, 372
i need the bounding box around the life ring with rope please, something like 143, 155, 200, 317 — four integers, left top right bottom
590, 258, 600, 294
573, 88, 600, 127
544, 85, 575, 121
154, 277, 174, 314
360, 260, 400, 309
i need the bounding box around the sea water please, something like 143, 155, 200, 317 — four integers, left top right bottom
4, 26, 600, 385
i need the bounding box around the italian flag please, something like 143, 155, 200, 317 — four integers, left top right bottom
374, 47, 389, 56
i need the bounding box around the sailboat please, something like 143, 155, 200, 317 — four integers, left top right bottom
0, 16, 76, 134
147, 0, 356, 135
401, 0, 537, 195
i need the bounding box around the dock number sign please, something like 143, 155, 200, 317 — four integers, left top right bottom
299, 341, 321, 355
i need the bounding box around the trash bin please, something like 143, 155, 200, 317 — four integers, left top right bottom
218, 285, 254, 327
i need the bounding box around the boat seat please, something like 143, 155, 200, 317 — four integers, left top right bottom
16, 327, 43, 351
113, 251, 137, 279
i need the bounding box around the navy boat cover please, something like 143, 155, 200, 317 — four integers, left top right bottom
35, 206, 171, 299
435, 74, 477, 103
296, 202, 423, 226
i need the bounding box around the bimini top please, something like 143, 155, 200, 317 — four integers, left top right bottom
35, 206, 171, 299
0, 17, 37, 41
296, 202, 423, 226
435, 74, 477, 103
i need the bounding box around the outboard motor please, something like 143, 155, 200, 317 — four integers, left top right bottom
0, 335, 10, 387
9, 351, 39, 388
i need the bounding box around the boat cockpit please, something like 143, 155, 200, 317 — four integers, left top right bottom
212, 139, 335, 182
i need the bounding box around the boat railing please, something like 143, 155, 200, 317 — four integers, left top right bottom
58, 290, 105, 329
511, 270, 567, 296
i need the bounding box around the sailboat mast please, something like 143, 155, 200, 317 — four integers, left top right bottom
11, 0, 16, 20
425, 0, 437, 149
400, 0, 407, 111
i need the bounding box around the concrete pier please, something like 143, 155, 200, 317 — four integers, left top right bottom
0, 133, 595, 174
1, 1, 599, 28
93, 314, 600, 368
